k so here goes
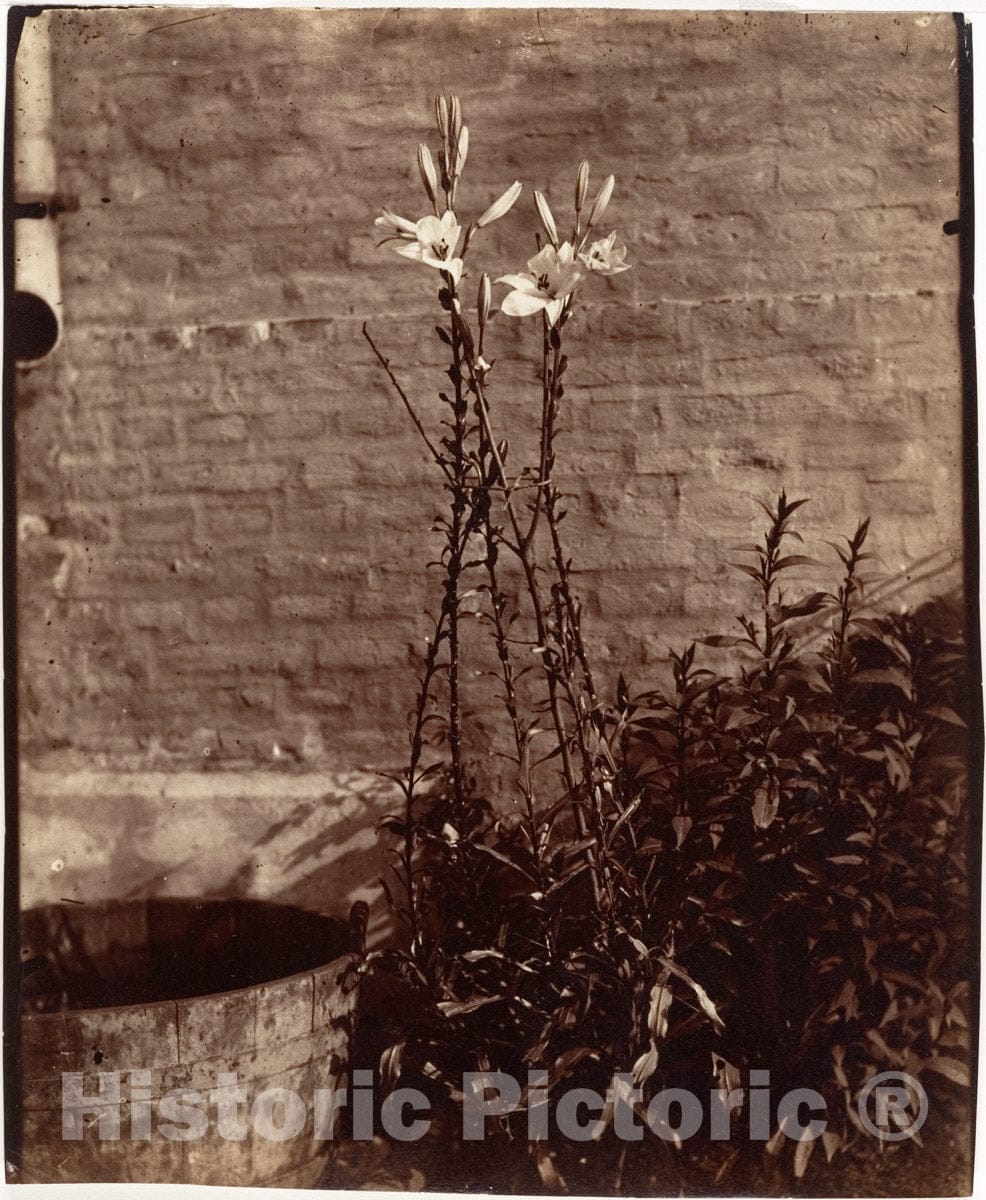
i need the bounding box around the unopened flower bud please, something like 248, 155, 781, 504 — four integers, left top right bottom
587, 174, 615, 228
438, 145, 451, 193
477, 273, 491, 330
476, 180, 522, 228
497, 439, 508, 459
534, 190, 559, 247
450, 94, 462, 137
575, 161, 590, 213
417, 143, 439, 203
455, 125, 469, 178
435, 94, 449, 139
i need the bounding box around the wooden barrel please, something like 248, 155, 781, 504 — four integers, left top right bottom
15, 897, 360, 1186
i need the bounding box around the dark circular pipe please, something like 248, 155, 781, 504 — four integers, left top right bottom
10, 290, 59, 363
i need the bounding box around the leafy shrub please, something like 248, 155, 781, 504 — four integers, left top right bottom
361, 94, 970, 1190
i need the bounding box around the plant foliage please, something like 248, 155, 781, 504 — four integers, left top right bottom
362, 95, 971, 1190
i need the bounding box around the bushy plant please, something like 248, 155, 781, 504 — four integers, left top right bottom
360, 95, 970, 1191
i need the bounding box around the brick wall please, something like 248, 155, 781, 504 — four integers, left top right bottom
18, 8, 963, 777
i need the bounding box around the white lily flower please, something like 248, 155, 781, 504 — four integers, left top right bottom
393, 210, 464, 285
497, 242, 582, 327
579, 231, 631, 275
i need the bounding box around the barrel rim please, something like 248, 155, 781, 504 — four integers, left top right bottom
20, 896, 359, 1019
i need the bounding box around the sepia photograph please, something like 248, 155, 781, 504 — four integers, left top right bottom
6, 5, 979, 1195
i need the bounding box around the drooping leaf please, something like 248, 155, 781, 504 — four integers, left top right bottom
377, 814, 408, 836
712, 1053, 743, 1116
924, 1056, 970, 1086
631, 1043, 661, 1087
533, 1143, 566, 1191
853, 667, 914, 696
672, 815, 692, 848
470, 842, 540, 881
437, 995, 503, 1018
821, 1128, 842, 1163
925, 705, 966, 728
778, 592, 831, 622
794, 1131, 816, 1179
774, 555, 822, 571
752, 778, 781, 830
461, 949, 537, 973
656, 956, 724, 1030
764, 1120, 788, 1157
379, 1042, 405, 1094
866, 1028, 903, 1066
731, 563, 765, 582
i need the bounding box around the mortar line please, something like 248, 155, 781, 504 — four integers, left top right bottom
64, 286, 960, 341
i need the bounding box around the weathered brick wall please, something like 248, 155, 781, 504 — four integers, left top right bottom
18, 8, 963, 776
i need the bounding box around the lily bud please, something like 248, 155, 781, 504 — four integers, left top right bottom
477, 273, 491, 331
455, 125, 469, 178
435, 94, 449, 140
587, 174, 615, 228
455, 310, 475, 357
533, 190, 559, 247
450, 94, 462, 137
438, 145, 451, 194
575, 161, 590, 213
476, 180, 522, 229
417, 143, 439, 204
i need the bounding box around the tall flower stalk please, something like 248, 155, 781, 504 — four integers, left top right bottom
366, 95, 631, 949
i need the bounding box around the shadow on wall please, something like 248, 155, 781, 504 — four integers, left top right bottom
20, 768, 401, 946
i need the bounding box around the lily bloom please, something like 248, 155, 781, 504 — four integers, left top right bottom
579, 231, 631, 275
391, 210, 464, 285
497, 242, 582, 327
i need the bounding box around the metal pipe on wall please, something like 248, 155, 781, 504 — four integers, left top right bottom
13, 11, 63, 365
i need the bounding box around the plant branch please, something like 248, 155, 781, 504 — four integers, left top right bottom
363, 322, 456, 488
